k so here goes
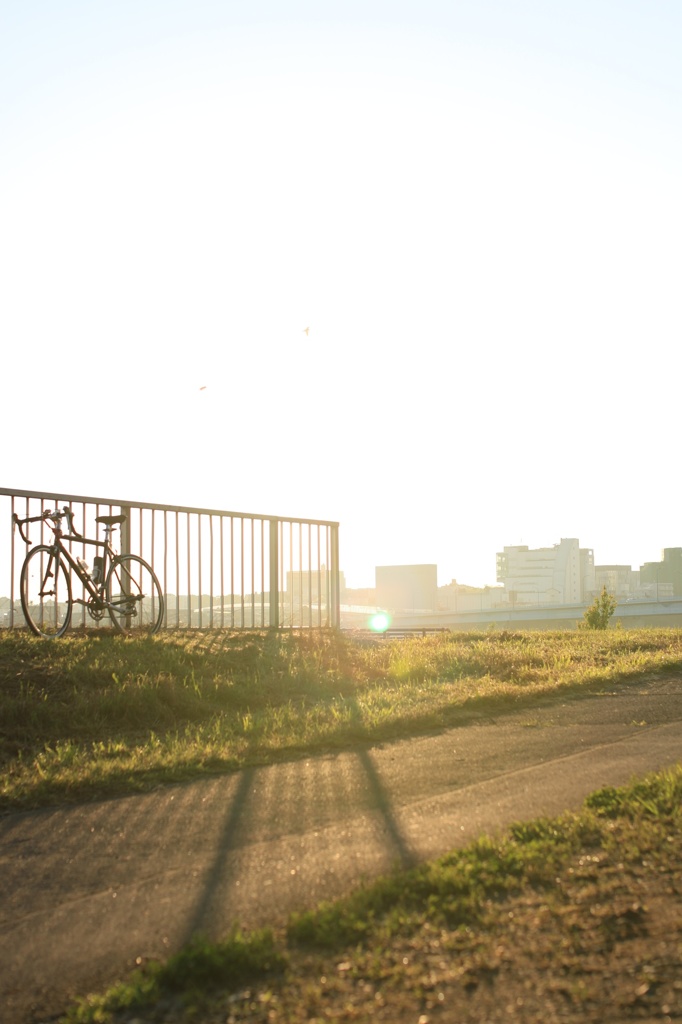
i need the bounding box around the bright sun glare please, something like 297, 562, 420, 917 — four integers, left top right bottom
369, 611, 391, 633
1, 2, 681, 589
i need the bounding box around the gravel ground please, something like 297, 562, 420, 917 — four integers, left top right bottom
102, 812, 682, 1024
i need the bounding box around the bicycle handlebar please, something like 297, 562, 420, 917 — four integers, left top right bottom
13, 506, 83, 544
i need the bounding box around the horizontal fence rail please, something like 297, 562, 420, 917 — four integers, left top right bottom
1, 488, 340, 632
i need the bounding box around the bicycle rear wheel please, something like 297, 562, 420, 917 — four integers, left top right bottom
20, 545, 73, 638
105, 555, 164, 635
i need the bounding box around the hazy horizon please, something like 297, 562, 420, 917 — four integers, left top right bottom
2, 2, 681, 591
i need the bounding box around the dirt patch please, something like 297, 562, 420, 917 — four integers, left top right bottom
101, 817, 682, 1024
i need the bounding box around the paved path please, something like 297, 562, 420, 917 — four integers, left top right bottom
2, 677, 681, 1023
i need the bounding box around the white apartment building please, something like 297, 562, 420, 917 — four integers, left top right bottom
496, 538, 595, 605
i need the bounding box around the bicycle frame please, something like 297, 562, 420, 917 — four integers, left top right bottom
19, 512, 114, 598
16, 510, 121, 613
52, 533, 114, 604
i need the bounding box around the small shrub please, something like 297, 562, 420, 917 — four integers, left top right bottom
581, 586, 617, 630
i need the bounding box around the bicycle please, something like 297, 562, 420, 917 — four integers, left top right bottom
13, 506, 164, 638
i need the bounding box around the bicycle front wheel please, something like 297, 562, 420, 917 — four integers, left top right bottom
105, 555, 164, 635
20, 545, 73, 638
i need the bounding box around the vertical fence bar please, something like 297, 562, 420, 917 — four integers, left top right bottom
250, 518, 255, 628
298, 524, 301, 627
219, 516, 225, 628
317, 525, 321, 628
209, 515, 214, 629
239, 518, 244, 627
327, 528, 331, 622
307, 525, 312, 628
174, 511, 180, 628
280, 521, 284, 627
197, 514, 203, 629
259, 520, 263, 626
120, 508, 131, 558
288, 524, 292, 626
9, 496, 16, 629
228, 516, 233, 626
330, 523, 340, 628
269, 518, 279, 629
151, 508, 157, 629
279, 521, 283, 627
186, 513, 191, 628
120, 507, 132, 631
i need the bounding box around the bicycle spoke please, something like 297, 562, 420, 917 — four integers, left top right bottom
105, 555, 164, 635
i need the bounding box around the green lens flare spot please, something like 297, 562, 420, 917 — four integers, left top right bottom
369, 612, 391, 633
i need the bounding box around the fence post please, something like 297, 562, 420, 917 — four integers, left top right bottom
120, 506, 131, 558
330, 523, 340, 628
119, 506, 132, 629
269, 518, 279, 629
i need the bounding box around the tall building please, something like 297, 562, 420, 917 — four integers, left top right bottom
496, 539, 595, 604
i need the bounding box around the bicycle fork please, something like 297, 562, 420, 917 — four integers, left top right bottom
37, 554, 59, 597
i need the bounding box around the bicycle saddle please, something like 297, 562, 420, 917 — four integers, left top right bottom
95, 514, 127, 526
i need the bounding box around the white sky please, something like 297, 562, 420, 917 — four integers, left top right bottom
2, 1, 681, 588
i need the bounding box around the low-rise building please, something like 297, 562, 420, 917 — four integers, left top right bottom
640, 548, 682, 598
437, 580, 504, 612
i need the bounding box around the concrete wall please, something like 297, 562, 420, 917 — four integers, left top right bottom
387, 599, 682, 632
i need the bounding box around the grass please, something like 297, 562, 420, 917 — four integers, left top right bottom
62, 927, 287, 1022
4, 626, 680, 1021
3, 626, 682, 810
60, 763, 682, 1023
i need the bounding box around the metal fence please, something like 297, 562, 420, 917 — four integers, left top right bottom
1, 487, 340, 631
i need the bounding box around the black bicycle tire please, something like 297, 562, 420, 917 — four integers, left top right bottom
19, 545, 73, 638
105, 554, 164, 635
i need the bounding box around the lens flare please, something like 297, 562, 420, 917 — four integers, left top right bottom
369, 611, 391, 633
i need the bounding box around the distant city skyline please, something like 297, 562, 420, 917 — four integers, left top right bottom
345, 535, 682, 599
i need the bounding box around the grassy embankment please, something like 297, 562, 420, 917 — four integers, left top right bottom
2, 627, 682, 811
